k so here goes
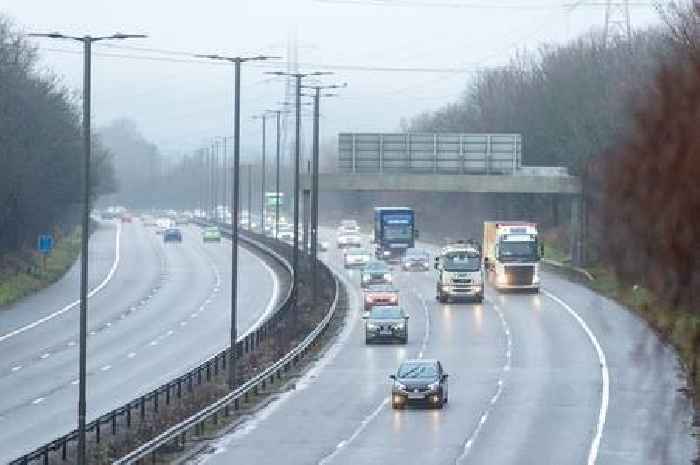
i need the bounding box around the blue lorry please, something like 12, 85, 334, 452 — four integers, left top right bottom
373, 207, 417, 262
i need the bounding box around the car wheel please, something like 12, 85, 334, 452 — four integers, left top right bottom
391, 400, 402, 410
400, 337, 407, 344
435, 399, 444, 409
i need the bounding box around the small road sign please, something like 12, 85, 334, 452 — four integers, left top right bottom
38, 234, 54, 254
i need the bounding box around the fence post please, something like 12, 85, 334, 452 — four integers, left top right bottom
459, 134, 464, 174
352, 134, 357, 173
433, 133, 438, 173
379, 134, 383, 173
127, 405, 132, 428
112, 412, 117, 434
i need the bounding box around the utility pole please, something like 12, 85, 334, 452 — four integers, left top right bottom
266, 71, 330, 313
27, 31, 146, 465
253, 112, 274, 234
300, 83, 346, 309
195, 53, 278, 390
604, 0, 631, 46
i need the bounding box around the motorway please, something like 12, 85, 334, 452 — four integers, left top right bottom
198, 227, 696, 465
0, 219, 286, 463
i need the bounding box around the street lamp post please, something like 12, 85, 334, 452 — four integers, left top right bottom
266, 72, 331, 315
27, 31, 146, 465
196, 54, 277, 389
300, 83, 345, 309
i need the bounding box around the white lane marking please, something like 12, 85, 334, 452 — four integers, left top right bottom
543, 289, 609, 465
11, 365, 22, 372
127, 352, 136, 359
150, 340, 159, 346
455, 301, 512, 464
180, 321, 187, 327
201, 259, 358, 461
40, 353, 50, 359
71, 379, 79, 385
0, 222, 122, 343
32, 397, 45, 405
319, 399, 389, 464
316, 279, 431, 465
101, 365, 111, 371
67, 340, 76, 347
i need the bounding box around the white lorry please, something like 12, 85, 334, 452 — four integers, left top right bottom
483, 221, 542, 292
434, 240, 484, 303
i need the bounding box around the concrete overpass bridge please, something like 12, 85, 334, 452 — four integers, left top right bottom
301, 170, 584, 264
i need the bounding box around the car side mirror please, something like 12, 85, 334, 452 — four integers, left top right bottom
540, 243, 545, 258
389, 374, 396, 380
442, 373, 448, 380
404, 315, 410, 320
362, 315, 368, 319
414, 229, 420, 239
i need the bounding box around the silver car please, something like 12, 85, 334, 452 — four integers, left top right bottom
363, 305, 408, 344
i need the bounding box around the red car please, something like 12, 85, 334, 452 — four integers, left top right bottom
121, 214, 132, 223
363, 284, 399, 311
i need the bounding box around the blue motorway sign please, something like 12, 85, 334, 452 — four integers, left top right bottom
38, 234, 54, 254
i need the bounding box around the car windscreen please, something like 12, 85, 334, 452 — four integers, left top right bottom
499, 241, 538, 261
444, 252, 480, 271
383, 224, 412, 240
365, 263, 387, 272
370, 307, 403, 319
398, 363, 437, 379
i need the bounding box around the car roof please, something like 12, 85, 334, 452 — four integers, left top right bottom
364, 284, 397, 292
365, 261, 387, 269
346, 248, 369, 254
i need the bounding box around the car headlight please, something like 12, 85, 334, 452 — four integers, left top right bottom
497, 271, 507, 285
383, 273, 392, 281
395, 382, 407, 391
395, 322, 405, 329
383, 251, 391, 256
428, 382, 440, 391
367, 323, 378, 330
361, 275, 368, 282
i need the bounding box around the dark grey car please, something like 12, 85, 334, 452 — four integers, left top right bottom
390, 359, 448, 409
363, 306, 408, 344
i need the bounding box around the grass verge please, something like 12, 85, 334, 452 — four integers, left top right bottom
0, 228, 81, 307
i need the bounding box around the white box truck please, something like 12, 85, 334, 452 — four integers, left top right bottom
434, 240, 484, 303
483, 221, 542, 292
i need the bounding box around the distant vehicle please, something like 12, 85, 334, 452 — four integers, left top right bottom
101, 209, 116, 220
363, 284, 399, 311
390, 359, 448, 409
435, 240, 484, 303
141, 215, 157, 227
121, 214, 133, 223
483, 221, 542, 292
374, 207, 417, 262
337, 232, 362, 248
277, 223, 294, 242
156, 217, 173, 234
163, 228, 183, 243
175, 215, 189, 225
344, 248, 371, 269
402, 248, 430, 271
361, 260, 392, 288
338, 219, 360, 234
202, 226, 222, 243
363, 305, 408, 344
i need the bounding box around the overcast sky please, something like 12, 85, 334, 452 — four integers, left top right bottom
3, 0, 663, 159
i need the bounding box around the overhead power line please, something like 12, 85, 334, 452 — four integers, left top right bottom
313, 0, 654, 8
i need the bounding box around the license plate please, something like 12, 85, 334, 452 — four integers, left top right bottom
380, 330, 392, 335
407, 393, 425, 399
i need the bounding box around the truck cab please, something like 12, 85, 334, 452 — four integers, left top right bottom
373, 207, 417, 263
483, 222, 542, 292
435, 240, 484, 303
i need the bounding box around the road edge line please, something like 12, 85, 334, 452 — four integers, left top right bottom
0, 222, 122, 343
542, 289, 609, 465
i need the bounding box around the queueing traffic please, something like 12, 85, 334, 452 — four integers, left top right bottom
334, 207, 543, 409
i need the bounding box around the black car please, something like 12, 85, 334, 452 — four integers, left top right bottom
402, 249, 431, 271
163, 228, 183, 243
363, 305, 408, 344
390, 359, 448, 409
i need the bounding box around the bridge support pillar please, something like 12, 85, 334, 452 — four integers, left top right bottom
569, 195, 584, 266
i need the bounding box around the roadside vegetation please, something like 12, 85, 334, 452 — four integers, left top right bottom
0, 227, 81, 307
403, 1, 700, 400
0, 16, 115, 304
